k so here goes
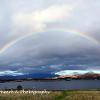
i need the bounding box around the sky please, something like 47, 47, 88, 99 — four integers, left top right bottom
0, 0, 100, 76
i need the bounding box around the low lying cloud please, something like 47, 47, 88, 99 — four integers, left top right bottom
0, 70, 23, 76
55, 70, 100, 76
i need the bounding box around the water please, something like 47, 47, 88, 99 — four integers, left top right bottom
0, 80, 100, 90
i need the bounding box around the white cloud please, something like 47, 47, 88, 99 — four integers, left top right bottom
12, 4, 73, 33
0, 70, 24, 76
55, 70, 100, 76
33, 5, 72, 23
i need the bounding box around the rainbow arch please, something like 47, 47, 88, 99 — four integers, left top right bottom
0, 30, 99, 55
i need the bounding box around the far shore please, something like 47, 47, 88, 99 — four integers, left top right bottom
0, 78, 100, 83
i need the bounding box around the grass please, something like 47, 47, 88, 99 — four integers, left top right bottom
0, 90, 100, 100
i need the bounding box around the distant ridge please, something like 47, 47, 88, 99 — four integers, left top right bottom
0, 73, 58, 81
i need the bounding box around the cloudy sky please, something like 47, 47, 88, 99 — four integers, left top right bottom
0, 0, 100, 76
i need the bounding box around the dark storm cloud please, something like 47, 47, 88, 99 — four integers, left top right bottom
0, 0, 100, 75
0, 31, 100, 72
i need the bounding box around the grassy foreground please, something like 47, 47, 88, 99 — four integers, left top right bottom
0, 90, 100, 100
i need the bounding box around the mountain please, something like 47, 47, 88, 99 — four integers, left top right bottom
58, 72, 100, 80
0, 73, 58, 81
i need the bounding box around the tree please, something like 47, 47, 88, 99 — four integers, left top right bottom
17, 85, 23, 90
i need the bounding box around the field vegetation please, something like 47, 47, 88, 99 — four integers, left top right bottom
0, 90, 100, 100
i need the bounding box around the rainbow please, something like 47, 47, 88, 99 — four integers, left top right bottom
54, 29, 100, 45
0, 30, 99, 55
0, 32, 37, 55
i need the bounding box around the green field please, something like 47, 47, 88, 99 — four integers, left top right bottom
0, 90, 100, 100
